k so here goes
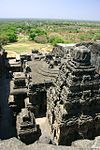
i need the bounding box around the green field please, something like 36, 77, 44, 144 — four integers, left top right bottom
0, 19, 100, 54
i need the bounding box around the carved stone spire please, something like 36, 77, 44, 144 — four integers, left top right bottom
47, 46, 100, 145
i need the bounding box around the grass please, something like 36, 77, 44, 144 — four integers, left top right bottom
4, 41, 53, 54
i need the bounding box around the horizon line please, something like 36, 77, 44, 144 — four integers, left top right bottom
0, 17, 100, 22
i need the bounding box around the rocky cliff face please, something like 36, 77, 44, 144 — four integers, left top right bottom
47, 46, 100, 145
0, 49, 16, 139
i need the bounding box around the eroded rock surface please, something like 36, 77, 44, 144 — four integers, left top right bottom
1, 136, 100, 150
47, 46, 100, 145
16, 108, 41, 144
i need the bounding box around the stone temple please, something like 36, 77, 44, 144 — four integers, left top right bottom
47, 45, 100, 145
0, 43, 100, 149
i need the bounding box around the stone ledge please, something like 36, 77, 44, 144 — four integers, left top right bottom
1, 137, 100, 150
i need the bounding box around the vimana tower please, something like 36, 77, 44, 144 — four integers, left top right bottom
47, 46, 100, 145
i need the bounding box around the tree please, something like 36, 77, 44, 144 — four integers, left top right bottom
49, 34, 65, 45
0, 34, 9, 45
29, 28, 47, 40
34, 35, 48, 44
93, 33, 100, 41
7, 32, 17, 43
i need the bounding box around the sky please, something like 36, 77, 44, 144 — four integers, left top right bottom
0, 0, 100, 21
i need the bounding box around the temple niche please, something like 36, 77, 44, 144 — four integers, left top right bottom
47, 46, 100, 145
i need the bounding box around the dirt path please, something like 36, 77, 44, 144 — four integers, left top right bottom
36, 117, 51, 143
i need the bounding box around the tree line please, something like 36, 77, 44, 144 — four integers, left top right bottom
0, 19, 100, 46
